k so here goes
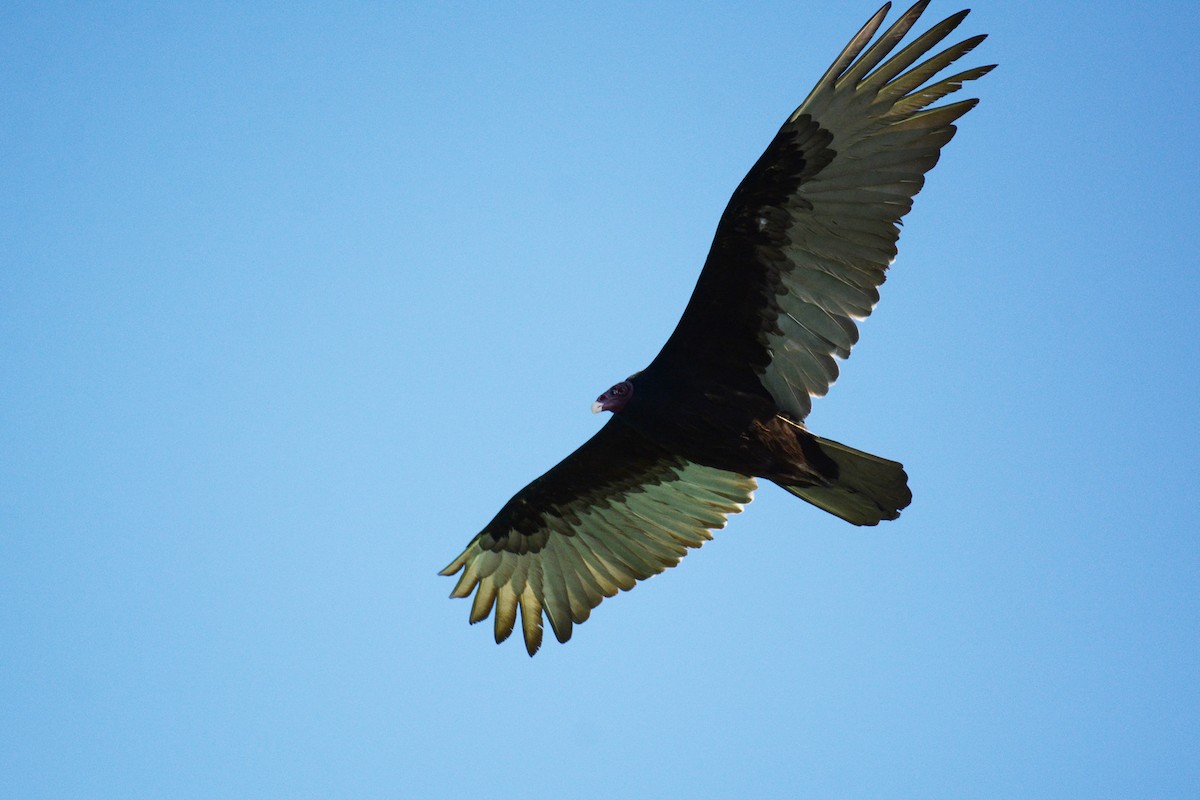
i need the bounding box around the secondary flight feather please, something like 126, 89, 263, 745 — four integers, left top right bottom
442, 0, 993, 655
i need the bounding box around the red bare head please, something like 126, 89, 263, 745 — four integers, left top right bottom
592, 380, 633, 414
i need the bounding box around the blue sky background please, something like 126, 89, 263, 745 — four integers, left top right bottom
3, 1, 1198, 797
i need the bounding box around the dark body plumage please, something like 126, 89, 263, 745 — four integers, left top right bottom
617, 372, 830, 489
442, 1, 992, 655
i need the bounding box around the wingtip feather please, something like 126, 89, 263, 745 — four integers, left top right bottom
520, 587, 544, 656
438, 550, 468, 577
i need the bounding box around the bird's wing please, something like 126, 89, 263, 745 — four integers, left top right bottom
649, 1, 993, 419
440, 418, 756, 655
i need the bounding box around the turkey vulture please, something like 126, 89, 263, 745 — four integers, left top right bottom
441, 0, 992, 655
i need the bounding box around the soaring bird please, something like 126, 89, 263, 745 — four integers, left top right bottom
441, 1, 992, 655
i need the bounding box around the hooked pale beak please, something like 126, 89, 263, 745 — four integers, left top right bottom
591, 400, 604, 414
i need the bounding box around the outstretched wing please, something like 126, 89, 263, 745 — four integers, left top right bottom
649, 0, 993, 419
440, 418, 756, 655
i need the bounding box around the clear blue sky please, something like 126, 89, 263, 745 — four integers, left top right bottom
3, 2, 1198, 797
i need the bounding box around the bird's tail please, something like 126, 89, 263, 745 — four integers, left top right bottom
781, 435, 912, 526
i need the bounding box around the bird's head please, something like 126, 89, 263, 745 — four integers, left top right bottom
592, 380, 634, 414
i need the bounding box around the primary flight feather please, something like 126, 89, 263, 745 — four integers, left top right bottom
441, 0, 993, 655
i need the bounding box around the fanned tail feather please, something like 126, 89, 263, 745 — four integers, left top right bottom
782, 435, 912, 526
